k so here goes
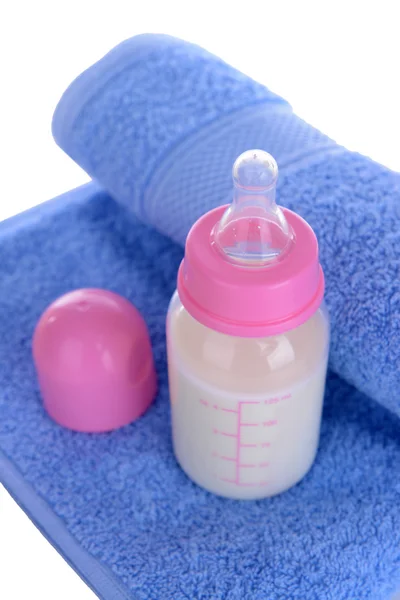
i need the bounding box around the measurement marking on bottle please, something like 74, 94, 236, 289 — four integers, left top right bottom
199, 396, 289, 410
213, 428, 238, 437
221, 480, 270, 487
235, 403, 242, 483
264, 394, 291, 404
265, 397, 279, 404
200, 398, 277, 487
213, 454, 270, 468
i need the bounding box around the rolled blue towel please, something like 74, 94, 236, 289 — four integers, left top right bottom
53, 34, 400, 417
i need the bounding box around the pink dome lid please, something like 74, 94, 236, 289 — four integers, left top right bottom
33, 289, 156, 432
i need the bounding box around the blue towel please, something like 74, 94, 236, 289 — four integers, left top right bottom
0, 183, 399, 600
53, 34, 400, 419
0, 33, 399, 600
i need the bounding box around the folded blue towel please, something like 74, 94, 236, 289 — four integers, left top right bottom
53, 34, 400, 419
0, 184, 399, 600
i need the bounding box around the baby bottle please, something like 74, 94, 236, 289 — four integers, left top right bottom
166, 150, 329, 500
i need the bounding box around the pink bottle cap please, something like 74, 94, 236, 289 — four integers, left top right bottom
178, 150, 324, 337
32, 289, 157, 432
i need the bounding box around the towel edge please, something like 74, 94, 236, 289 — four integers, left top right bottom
0, 447, 134, 600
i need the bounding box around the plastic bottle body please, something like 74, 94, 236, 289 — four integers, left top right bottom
167, 291, 329, 500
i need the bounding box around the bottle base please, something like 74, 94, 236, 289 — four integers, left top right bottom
174, 447, 319, 501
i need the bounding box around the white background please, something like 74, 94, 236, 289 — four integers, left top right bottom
0, 1, 399, 598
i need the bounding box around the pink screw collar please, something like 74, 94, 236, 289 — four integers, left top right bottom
178, 205, 324, 337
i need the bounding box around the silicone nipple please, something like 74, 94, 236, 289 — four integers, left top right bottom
214, 150, 293, 267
